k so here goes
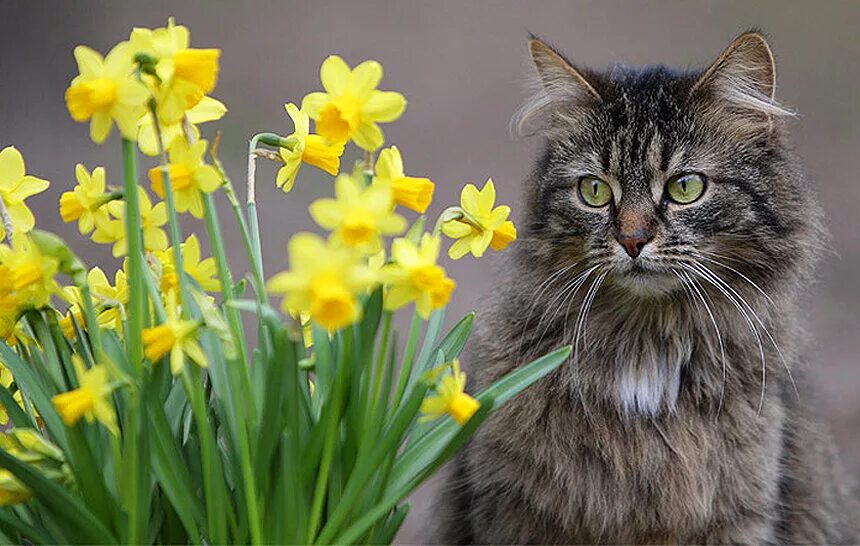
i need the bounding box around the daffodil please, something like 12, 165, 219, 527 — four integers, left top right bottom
59, 164, 114, 235
420, 359, 480, 425
51, 359, 118, 434
373, 146, 435, 213
142, 291, 207, 375
0, 271, 20, 342
380, 234, 456, 319
129, 18, 221, 124
65, 42, 150, 143
154, 234, 220, 294
0, 146, 50, 242
301, 55, 406, 150
60, 266, 128, 338
267, 233, 376, 331
148, 138, 221, 218
0, 235, 61, 310
442, 178, 517, 259
138, 96, 227, 156
276, 103, 345, 192
92, 187, 168, 256
309, 174, 406, 253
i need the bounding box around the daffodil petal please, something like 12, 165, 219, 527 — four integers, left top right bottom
73, 46, 103, 78
301, 92, 328, 118
362, 91, 407, 122
352, 121, 384, 151
349, 60, 383, 99
90, 111, 113, 144
0, 147, 25, 188
320, 55, 350, 95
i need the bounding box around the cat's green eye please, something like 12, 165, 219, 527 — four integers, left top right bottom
578, 177, 613, 208
666, 173, 706, 204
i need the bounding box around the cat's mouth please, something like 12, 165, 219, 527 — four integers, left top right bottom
610, 259, 681, 296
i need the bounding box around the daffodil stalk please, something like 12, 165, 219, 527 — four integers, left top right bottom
120, 138, 146, 371
0, 196, 15, 241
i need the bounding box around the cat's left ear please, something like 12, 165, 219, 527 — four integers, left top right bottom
691, 31, 793, 123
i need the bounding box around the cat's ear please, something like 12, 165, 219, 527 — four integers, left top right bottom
691, 31, 793, 125
514, 37, 601, 136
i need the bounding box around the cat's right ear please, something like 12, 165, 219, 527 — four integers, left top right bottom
514, 37, 601, 136
529, 39, 601, 101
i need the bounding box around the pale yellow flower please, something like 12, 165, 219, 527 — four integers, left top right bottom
276, 103, 344, 192
309, 174, 406, 253
129, 18, 221, 124
154, 234, 220, 294
0, 235, 61, 310
92, 187, 168, 256
148, 138, 221, 218
0, 146, 50, 241
442, 178, 517, 259
142, 291, 207, 375
51, 358, 117, 434
65, 42, 149, 143
380, 234, 456, 319
267, 233, 376, 330
59, 164, 112, 235
373, 146, 435, 213
420, 359, 480, 425
137, 96, 227, 156
301, 55, 406, 150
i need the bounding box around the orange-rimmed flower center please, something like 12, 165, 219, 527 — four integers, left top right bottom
341, 209, 377, 246
409, 264, 445, 292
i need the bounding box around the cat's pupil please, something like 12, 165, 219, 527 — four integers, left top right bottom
591, 181, 599, 196
680, 178, 688, 192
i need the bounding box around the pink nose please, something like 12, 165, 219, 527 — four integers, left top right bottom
617, 232, 652, 258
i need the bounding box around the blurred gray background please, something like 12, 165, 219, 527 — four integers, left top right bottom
1, 1, 857, 542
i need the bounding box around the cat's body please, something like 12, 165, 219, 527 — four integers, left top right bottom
437, 33, 858, 544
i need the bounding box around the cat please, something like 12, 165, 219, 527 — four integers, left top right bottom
435, 31, 859, 544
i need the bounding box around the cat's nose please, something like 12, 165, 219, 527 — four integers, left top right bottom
616, 230, 653, 258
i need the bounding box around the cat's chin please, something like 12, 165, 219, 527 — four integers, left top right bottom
610, 263, 681, 298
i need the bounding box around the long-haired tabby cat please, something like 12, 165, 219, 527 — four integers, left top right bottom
436, 31, 858, 544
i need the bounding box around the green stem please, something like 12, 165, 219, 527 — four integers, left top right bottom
149, 103, 191, 316
202, 194, 255, 420
120, 139, 145, 373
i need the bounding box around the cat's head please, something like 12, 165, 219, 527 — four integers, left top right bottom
516, 31, 822, 299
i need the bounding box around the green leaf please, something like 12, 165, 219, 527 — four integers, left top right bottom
0, 448, 116, 544
390, 345, 571, 494
331, 398, 495, 545
0, 385, 35, 429
0, 343, 68, 453
146, 393, 204, 543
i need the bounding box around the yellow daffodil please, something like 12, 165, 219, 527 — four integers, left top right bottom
60, 266, 127, 338
0, 235, 61, 310
51, 359, 118, 434
373, 146, 435, 213
92, 187, 168, 256
154, 234, 220, 294
420, 359, 480, 425
0, 270, 20, 342
442, 178, 517, 259
65, 42, 150, 143
380, 234, 456, 319
309, 174, 406, 253
59, 164, 113, 235
148, 138, 221, 218
267, 233, 376, 331
129, 18, 221, 124
301, 55, 406, 150
142, 291, 207, 374
276, 103, 345, 192
0, 146, 50, 242
138, 96, 227, 156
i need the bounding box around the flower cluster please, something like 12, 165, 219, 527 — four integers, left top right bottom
0, 22, 579, 542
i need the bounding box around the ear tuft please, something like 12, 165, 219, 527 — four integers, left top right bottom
691, 31, 793, 119
513, 37, 601, 136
